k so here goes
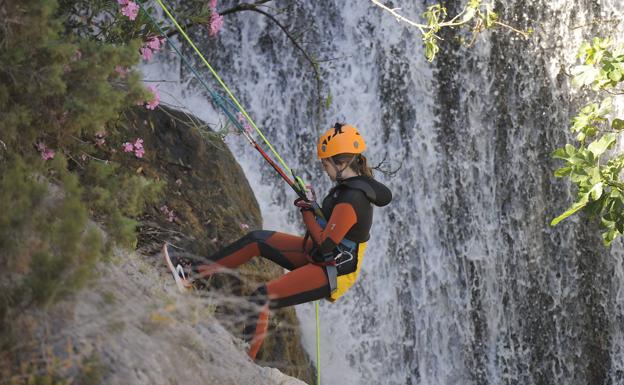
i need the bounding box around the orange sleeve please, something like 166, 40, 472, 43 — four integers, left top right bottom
302, 203, 357, 252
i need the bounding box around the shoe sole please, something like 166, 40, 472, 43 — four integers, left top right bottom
162, 242, 190, 293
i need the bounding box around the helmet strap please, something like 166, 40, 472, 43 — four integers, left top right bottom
328, 155, 357, 182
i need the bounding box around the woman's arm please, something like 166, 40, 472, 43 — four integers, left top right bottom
302, 203, 357, 254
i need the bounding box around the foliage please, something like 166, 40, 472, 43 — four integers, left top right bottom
371, 0, 531, 62
551, 37, 624, 245
0, 0, 178, 347
422, 0, 531, 61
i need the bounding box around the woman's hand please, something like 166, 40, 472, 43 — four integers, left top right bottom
294, 197, 313, 211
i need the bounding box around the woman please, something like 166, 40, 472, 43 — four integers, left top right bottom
164, 123, 392, 360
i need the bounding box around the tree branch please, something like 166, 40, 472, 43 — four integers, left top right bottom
492, 21, 531, 39
369, 0, 427, 34
570, 18, 621, 31
606, 180, 624, 191
219, 0, 273, 15
372, 152, 403, 177
370, 1, 530, 42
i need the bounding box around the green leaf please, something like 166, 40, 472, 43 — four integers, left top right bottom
423, 4, 446, 28
588, 166, 601, 184
612, 118, 624, 131
461, 7, 476, 23
602, 228, 619, 246
570, 171, 590, 184
424, 39, 439, 62
602, 217, 616, 229
554, 166, 572, 177
485, 8, 498, 28
585, 196, 605, 216
588, 133, 617, 157
571, 114, 591, 133
590, 182, 603, 200
565, 143, 576, 156
551, 193, 590, 226
567, 154, 587, 166
571, 65, 601, 87
552, 148, 568, 160
597, 97, 613, 116
577, 41, 591, 60
608, 68, 622, 82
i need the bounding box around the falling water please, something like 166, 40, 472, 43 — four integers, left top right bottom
144, 1, 624, 384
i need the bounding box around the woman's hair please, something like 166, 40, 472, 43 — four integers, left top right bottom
331, 153, 374, 178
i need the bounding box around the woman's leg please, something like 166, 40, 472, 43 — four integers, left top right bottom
244, 263, 331, 359
193, 230, 314, 279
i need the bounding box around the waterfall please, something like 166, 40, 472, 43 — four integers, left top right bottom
143, 1, 624, 384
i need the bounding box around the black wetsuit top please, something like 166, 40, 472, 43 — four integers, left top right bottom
305, 176, 392, 274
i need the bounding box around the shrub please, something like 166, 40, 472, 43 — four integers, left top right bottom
0, 0, 165, 348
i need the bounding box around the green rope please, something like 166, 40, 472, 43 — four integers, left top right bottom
153, 0, 294, 176
316, 301, 321, 385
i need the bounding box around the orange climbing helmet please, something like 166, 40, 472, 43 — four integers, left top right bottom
317, 123, 367, 159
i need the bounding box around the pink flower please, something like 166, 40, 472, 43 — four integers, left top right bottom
145, 86, 160, 110
210, 0, 217, 9
123, 138, 146, 158
37, 142, 55, 161
140, 47, 153, 61
239, 223, 250, 231
140, 36, 164, 61
133, 138, 145, 158
209, 12, 224, 37
42, 149, 55, 160
147, 36, 164, 50
133, 138, 144, 150
115, 65, 129, 78
121, 2, 139, 21
160, 205, 177, 223
117, 0, 129, 4
146, 98, 159, 110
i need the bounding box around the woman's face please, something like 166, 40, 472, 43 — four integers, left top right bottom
321, 158, 337, 181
